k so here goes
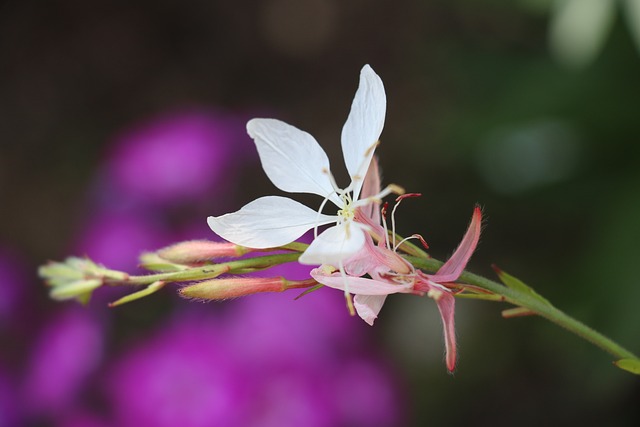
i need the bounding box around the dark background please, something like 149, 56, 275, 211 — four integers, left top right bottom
1, 1, 639, 426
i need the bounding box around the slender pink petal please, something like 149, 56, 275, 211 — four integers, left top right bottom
430, 206, 482, 283
354, 208, 386, 243
354, 294, 388, 325
360, 156, 382, 225
434, 290, 457, 372
310, 268, 413, 295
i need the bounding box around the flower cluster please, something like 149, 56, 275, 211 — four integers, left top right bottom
37, 66, 482, 373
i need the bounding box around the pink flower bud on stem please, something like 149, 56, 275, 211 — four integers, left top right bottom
179, 277, 318, 301
157, 240, 252, 264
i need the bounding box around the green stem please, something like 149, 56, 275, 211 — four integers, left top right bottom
112, 253, 303, 286
406, 256, 638, 360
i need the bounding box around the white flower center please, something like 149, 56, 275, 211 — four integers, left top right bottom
336, 193, 356, 223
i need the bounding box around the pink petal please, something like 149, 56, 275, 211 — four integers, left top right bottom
430, 206, 482, 283
353, 295, 388, 326
310, 268, 413, 295
354, 208, 386, 243
434, 290, 457, 372
342, 237, 380, 277
359, 156, 382, 225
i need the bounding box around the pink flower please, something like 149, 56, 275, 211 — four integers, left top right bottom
311, 159, 482, 371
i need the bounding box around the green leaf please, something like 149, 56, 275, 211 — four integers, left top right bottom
294, 284, 324, 300
108, 281, 166, 307
492, 265, 552, 306
614, 358, 640, 375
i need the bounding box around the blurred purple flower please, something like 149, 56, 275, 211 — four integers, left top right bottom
106, 316, 251, 427
56, 411, 110, 427
21, 308, 104, 417
0, 368, 21, 427
222, 290, 402, 426
106, 110, 244, 206
0, 246, 27, 325
73, 211, 171, 272
106, 290, 404, 427
333, 358, 404, 427
225, 289, 360, 371
245, 368, 336, 427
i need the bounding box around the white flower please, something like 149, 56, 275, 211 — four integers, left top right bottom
207, 65, 394, 266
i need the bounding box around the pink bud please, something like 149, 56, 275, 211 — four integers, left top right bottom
179, 277, 315, 300
157, 240, 249, 264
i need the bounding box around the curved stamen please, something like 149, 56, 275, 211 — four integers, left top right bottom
390, 191, 419, 249
323, 167, 346, 201
380, 202, 391, 251
313, 196, 334, 238
313, 167, 346, 238
354, 183, 405, 208
338, 259, 356, 316
394, 234, 429, 252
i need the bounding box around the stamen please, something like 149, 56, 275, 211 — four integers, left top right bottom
380, 202, 391, 250
390, 191, 419, 249
313, 197, 332, 238
339, 259, 356, 316
394, 234, 430, 252
323, 167, 344, 197
345, 293, 356, 316
395, 192, 422, 203
354, 183, 405, 207
314, 167, 343, 238
364, 140, 380, 157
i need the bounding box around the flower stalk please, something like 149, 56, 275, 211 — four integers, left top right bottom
37, 64, 638, 375
39, 237, 638, 368
405, 255, 638, 361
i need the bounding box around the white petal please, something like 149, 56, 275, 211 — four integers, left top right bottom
354, 295, 388, 326
298, 221, 367, 266
207, 196, 336, 248
341, 65, 386, 200
310, 268, 413, 295
248, 119, 342, 206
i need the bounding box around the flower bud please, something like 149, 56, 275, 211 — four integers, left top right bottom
179, 277, 287, 300
49, 279, 102, 302
157, 240, 250, 264
179, 277, 316, 300
39, 257, 127, 304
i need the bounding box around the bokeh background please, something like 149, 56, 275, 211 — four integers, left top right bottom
1, 0, 639, 426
